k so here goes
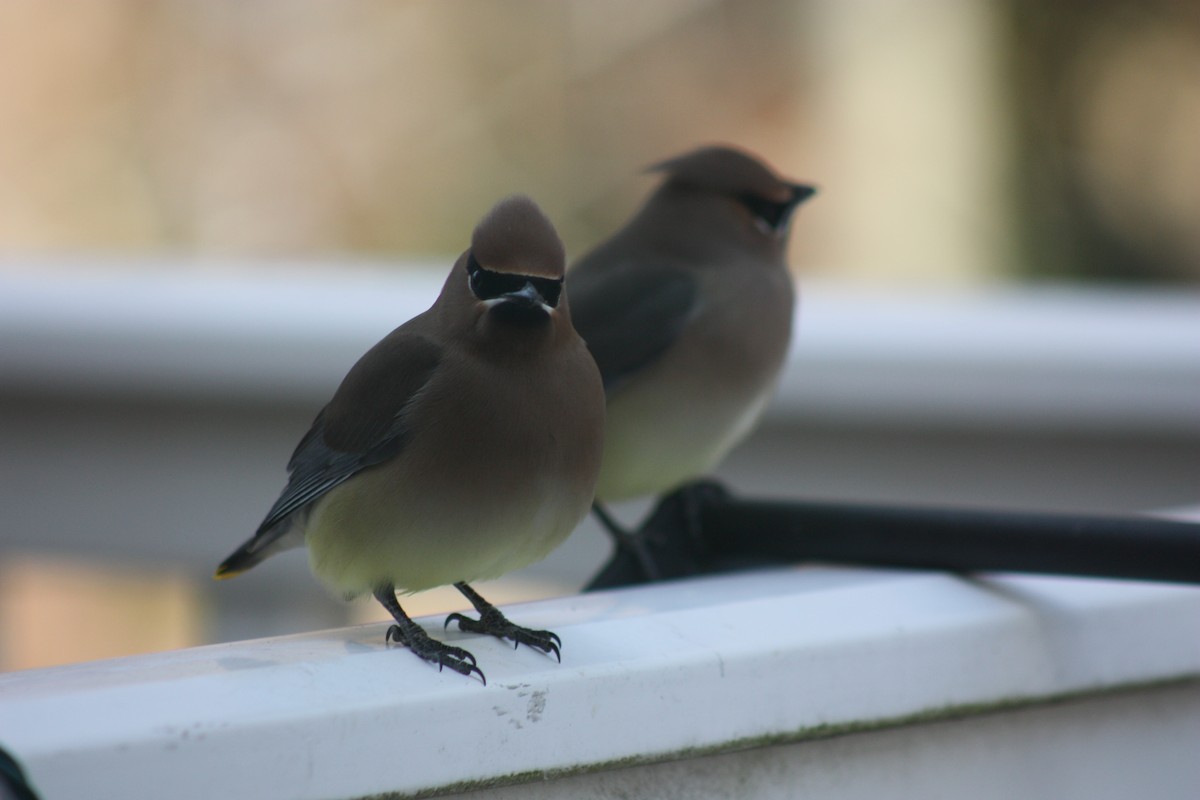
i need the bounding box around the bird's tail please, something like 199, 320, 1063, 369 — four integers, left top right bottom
213, 522, 303, 580
213, 542, 263, 580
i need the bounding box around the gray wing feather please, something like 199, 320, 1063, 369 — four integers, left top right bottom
567, 261, 697, 392
254, 411, 404, 536
217, 332, 441, 575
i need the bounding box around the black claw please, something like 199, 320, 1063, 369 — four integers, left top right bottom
435, 654, 486, 684
415, 640, 485, 683
446, 583, 564, 666
385, 624, 407, 646
438, 650, 485, 683
444, 607, 563, 661
374, 586, 487, 683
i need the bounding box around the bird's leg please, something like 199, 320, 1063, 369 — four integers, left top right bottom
671, 479, 729, 544
583, 480, 732, 591
591, 502, 663, 581
373, 585, 485, 683
445, 582, 562, 662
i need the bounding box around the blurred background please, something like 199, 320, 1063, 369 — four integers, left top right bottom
3, 0, 1198, 282
1, 0, 1198, 670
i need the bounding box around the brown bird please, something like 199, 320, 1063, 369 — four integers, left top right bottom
216, 195, 605, 682
567, 145, 815, 567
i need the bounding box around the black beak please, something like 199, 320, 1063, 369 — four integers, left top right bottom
500, 281, 544, 309
789, 183, 818, 207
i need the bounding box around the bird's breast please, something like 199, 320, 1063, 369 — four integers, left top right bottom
304, 340, 604, 596
596, 264, 793, 501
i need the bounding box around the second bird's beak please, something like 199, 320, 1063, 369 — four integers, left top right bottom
790, 183, 818, 207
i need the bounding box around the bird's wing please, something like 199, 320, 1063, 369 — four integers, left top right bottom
567, 261, 698, 392
259, 331, 443, 537
215, 330, 442, 578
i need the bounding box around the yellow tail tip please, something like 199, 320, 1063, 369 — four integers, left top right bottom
213, 566, 243, 581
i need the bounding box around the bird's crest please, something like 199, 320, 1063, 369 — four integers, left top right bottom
471, 195, 566, 280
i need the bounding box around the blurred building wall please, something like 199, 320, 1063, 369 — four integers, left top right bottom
3, 1, 1194, 283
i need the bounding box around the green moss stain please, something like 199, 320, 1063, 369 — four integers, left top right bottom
356, 674, 1200, 800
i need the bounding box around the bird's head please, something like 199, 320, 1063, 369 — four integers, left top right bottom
648, 145, 816, 240
461, 195, 567, 327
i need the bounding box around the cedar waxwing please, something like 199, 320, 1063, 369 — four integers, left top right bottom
216, 195, 605, 682
567, 145, 814, 552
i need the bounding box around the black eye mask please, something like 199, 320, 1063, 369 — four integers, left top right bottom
466, 253, 562, 308
738, 193, 796, 232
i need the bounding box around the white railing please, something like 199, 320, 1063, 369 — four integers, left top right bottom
2, 568, 1199, 799
2, 265, 1200, 798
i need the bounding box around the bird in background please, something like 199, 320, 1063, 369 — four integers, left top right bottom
0, 744, 43, 800
216, 195, 605, 683
567, 145, 816, 573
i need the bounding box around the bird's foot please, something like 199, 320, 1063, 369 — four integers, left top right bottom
445, 607, 562, 662
385, 623, 486, 684
374, 584, 486, 683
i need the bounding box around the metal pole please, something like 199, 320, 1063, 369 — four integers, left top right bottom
702, 497, 1200, 585
585, 483, 1200, 590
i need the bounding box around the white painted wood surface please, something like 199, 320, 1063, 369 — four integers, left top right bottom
2, 568, 1198, 800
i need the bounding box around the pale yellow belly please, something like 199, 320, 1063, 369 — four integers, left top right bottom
303, 456, 593, 598
595, 374, 776, 502
592, 263, 792, 502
